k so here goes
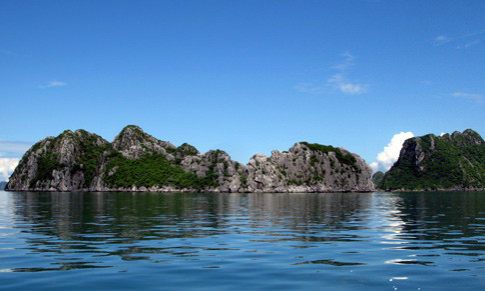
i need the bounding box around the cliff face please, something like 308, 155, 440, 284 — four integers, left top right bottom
6, 126, 374, 193
246, 142, 373, 192
112, 125, 177, 159
371, 171, 384, 187
6, 129, 111, 191
379, 129, 485, 191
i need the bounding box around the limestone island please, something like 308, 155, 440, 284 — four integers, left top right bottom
6, 125, 374, 193
378, 129, 485, 191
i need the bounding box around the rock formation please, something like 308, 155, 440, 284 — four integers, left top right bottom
379, 129, 485, 191
371, 171, 384, 187
6, 125, 374, 193
245, 142, 373, 192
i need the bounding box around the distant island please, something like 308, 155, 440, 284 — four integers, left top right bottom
371, 171, 384, 186
0, 181, 7, 190
6, 125, 374, 193
378, 129, 485, 191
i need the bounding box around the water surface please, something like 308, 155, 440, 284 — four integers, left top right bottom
1, 191, 485, 290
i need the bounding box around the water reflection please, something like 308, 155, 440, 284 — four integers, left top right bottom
393, 191, 485, 239
9, 192, 485, 242
385, 192, 485, 259
4, 192, 371, 271
13, 193, 375, 242
2, 191, 485, 289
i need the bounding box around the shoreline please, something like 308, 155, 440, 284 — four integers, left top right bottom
4, 188, 374, 193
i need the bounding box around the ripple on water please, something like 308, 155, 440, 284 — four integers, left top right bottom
293, 259, 367, 266
2, 191, 485, 290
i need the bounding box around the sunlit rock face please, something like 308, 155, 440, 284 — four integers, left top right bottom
6, 126, 374, 193
245, 143, 374, 193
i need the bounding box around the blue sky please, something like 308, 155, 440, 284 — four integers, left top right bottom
1, 0, 485, 180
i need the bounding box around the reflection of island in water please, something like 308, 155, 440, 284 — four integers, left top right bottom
12, 192, 375, 241
390, 192, 485, 241
8, 191, 485, 271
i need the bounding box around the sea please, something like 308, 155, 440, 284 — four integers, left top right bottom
1, 190, 485, 290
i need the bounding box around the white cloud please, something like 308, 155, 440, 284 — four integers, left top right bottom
371, 132, 414, 173
434, 35, 451, 46
457, 39, 481, 49
0, 140, 31, 182
0, 140, 32, 158
0, 157, 19, 181
294, 82, 325, 94
434, 30, 485, 49
327, 73, 367, 95
334, 52, 354, 71
39, 80, 67, 89
327, 53, 367, 95
452, 92, 484, 104
295, 52, 368, 96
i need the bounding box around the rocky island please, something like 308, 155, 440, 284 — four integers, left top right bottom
6, 125, 374, 193
378, 129, 485, 191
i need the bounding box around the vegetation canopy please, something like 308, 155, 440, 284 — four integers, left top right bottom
379, 130, 485, 190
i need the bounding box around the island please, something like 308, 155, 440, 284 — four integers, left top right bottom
6, 125, 374, 193
378, 129, 485, 191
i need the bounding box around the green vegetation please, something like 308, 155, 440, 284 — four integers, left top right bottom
75, 130, 112, 187
121, 125, 147, 142
300, 142, 360, 173
288, 179, 303, 186
27, 130, 110, 188
27, 136, 66, 188
176, 143, 199, 156
30, 152, 61, 188
304, 174, 325, 186
104, 152, 219, 190
239, 171, 248, 187
371, 171, 384, 186
379, 130, 485, 190
280, 168, 287, 176
26, 127, 221, 191
15, 125, 371, 192
310, 154, 318, 166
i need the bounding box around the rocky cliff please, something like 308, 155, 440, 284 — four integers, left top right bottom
245, 142, 373, 192
379, 129, 485, 191
371, 171, 384, 187
6, 125, 374, 193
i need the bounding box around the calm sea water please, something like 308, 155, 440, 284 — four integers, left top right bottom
1, 191, 485, 290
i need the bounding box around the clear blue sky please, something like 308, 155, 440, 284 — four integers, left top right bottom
1, 0, 484, 174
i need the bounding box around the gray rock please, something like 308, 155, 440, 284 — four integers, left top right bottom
6, 126, 374, 193
245, 143, 374, 193
112, 125, 176, 159
6, 130, 110, 191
